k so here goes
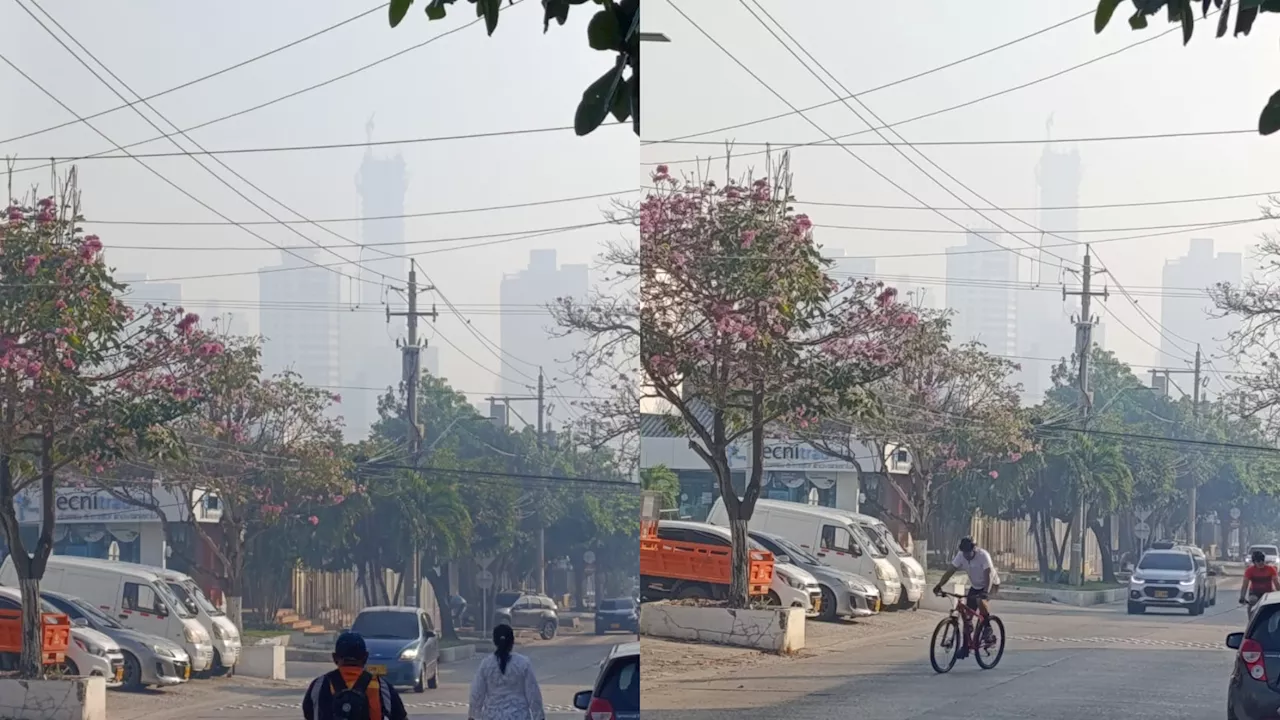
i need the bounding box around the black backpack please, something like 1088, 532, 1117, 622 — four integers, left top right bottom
329, 670, 374, 720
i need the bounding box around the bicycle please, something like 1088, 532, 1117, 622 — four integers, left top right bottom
929, 590, 1006, 673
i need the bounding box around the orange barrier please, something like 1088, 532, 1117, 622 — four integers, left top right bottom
640, 536, 774, 597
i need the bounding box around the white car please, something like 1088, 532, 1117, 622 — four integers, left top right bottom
0, 587, 125, 686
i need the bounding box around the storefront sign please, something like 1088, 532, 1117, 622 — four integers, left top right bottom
15, 489, 158, 524
761, 442, 856, 470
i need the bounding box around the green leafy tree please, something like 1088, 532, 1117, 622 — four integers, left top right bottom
0, 184, 223, 676
1094, 0, 1280, 134
640, 465, 679, 510
388, 0, 638, 136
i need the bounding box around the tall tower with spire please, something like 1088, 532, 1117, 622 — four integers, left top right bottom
340, 116, 410, 439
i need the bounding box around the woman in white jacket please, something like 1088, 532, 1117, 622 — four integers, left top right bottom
468, 624, 546, 720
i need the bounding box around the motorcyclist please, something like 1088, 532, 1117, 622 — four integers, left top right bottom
1240, 549, 1280, 614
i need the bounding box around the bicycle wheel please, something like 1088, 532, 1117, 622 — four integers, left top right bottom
929, 616, 961, 674
974, 615, 1005, 670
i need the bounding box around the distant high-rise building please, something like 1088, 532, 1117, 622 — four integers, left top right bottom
341, 117, 410, 439
1018, 128, 1083, 402
259, 248, 341, 391
116, 272, 182, 310
946, 230, 1018, 357
1160, 238, 1242, 394
499, 250, 588, 427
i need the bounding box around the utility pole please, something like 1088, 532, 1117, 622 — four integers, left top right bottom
387, 260, 437, 608
1148, 345, 1204, 547
1064, 246, 1108, 586
485, 367, 549, 594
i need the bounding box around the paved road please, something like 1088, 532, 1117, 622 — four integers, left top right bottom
108, 631, 635, 719
643, 593, 1245, 719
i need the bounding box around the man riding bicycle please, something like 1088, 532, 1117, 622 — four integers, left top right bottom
1240, 549, 1280, 612
933, 537, 1001, 657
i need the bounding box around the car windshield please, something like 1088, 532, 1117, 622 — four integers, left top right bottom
178, 581, 222, 616
597, 656, 639, 713
165, 582, 201, 616
151, 581, 194, 618
771, 536, 822, 565
494, 592, 522, 609
351, 611, 418, 640
847, 524, 884, 558
1138, 552, 1193, 572
866, 523, 907, 556
70, 598, 123, 630
1252, 546, 1279, 556
599, 599, 634, 611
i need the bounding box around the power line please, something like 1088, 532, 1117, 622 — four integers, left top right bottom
7, 0, 528, 178
664, 0, 1049, 269
642, 8, 1092, 146
82, 189, 632, 227
651, 127, 1256, 148
644, 10, 1206, 167
18, 0, 393, 289
11, 122, 629, 168
0, 3, 387, 147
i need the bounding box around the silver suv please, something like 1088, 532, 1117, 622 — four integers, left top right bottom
1128, 548, 1208, 615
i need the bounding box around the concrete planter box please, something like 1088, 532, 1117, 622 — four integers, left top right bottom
252, 635, 291, 647
439, 645, 475, 664
640, 603, 804, 654
1000, 586, 1126, 607
0, 676, 105, 720
238, 644, 286, 680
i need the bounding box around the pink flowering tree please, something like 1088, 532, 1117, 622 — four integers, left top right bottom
817, 313, 1029, 568
0, 182, 226, 676
636, 162, 923, 607
134, 334, 349, 631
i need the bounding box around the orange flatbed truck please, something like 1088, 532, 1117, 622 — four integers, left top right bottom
0, 608, 71, 671
639, 492, 774, 602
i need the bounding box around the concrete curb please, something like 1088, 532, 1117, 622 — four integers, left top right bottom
998, 586, 1127, 607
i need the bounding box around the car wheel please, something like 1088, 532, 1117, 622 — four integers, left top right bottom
58, 658, 80, 677
1190, 599, 1204, 616
766, 591, 782, 606
427, 663, 438, 690
121, 652, 145, 691
1127, 602, 1145, 615
897, 585, 915, 611
540, 619, 557, 640
819, 587, 838, 622
413, 664, 425, 693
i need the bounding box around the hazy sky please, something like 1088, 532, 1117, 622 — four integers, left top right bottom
0, 0, 636, 421
644, 0, 1280, 392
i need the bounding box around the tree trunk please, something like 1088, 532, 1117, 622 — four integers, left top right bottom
1090, 518, 1116, 584
422, 567, 457, 641
225, 569, 244, 633
19, 577, 42, 678
728, 516, 750, 608
1031, 512, 1051, 583
1055, 518, 1073, 578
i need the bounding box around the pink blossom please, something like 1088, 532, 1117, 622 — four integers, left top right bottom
989, 470, 999, 479
740, 230, 757, 248
1009, 452, 1023, 462
308, 515, 319, 526
23, 255, 42, 276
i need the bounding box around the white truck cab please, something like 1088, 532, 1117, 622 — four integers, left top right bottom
0, 555, 215, 672
146, 566, 240, 672
706, 498, 901, 607
826, 509, 926, 607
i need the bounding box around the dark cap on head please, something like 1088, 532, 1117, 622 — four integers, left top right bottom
334, 631, 366, 660
958, 537, 975, 552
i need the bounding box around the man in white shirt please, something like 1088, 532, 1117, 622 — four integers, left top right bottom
932, 537, 1001, 656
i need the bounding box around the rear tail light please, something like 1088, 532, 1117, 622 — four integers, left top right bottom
1241, 638, 1268, 682
585, 697, 615, 720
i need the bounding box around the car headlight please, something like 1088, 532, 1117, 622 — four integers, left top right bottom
75, 637, 107, 657
399, 646, 419, 661
1130, 574, 1145, 584
782, 573, 805, 590
1178, 577, 1197, 586
212, 624, 223, 640
874, 564, 889, 580
151, 644, 175, 658
183, 626, 207, 644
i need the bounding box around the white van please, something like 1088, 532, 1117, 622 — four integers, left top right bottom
144, 566, 240, 672
0, 555, 215, 672
707, 498, 901, 606
826, 509, 926, 607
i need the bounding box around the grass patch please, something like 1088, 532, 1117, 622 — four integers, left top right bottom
439, 638, 474, 649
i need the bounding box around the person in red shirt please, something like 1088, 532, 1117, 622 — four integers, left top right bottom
1240, 550, 1280, 608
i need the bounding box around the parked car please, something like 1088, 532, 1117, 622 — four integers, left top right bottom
492, 591, 560, 640
143, 565, 240, 673
594, 598, 638, 635
1128, 548, 1209, 615
747, 529, 881, 620
1226, 593, 1280, 719
349, 606, 439, 693
572, 642, 639, 720
41, 591, 190, 690
0, 555, 214, 671
1248, 544, 1280, 567
654, 521, 823, 615
0, 587, 124, 686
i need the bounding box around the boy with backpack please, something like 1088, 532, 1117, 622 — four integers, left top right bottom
303, 631, 409, 720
